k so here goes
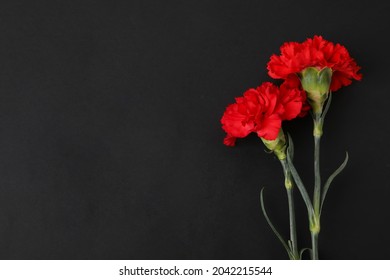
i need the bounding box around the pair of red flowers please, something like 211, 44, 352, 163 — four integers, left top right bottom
221, 36, 362, 146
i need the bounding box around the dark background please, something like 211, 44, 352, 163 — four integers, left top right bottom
0, 0, 389, 260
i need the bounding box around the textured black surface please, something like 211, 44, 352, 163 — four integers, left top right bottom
0, 0, 389, 259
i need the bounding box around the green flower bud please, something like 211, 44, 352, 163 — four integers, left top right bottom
261, 130, 287, 160
299, 67, 332, 114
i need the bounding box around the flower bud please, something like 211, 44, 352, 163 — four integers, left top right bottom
261, 130, 287, 160
299, 67, 332, 114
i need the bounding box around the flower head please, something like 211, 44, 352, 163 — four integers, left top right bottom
221, 81, 306, 148
267, 35, 362, 92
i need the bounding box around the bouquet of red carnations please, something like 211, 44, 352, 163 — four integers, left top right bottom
221, 36, 361, 260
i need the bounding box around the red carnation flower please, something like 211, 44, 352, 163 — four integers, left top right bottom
267, 35, 362, 92
279, 78, 311, 118
221, 81, 306, 146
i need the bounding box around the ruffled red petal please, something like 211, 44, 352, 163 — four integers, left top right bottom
223, 134, 237, 146
221, 103, 255, 138
221, 81, 307, 144
267, 35, 362, 92
257, 114, 282, 140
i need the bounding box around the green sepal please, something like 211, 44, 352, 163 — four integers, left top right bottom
299, 67, 332, 114
261, 130, 287, 160
300, 67, 332, 96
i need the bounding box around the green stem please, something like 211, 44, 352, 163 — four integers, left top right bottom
312, 114, 323, 260
287, 188, 298, 259
280, 159, 299, 259
313, 134, 321, 214
311, 232, 319, 260
287, 135, 319, 259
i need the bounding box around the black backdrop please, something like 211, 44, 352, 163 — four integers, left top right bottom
0, 0, 389, 260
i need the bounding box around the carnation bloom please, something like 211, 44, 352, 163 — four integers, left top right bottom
267, 35, 362, 92
221, 81, 306, 147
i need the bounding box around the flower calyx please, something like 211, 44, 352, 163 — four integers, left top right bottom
299, 67, 332, 114
261, 130, 287, 160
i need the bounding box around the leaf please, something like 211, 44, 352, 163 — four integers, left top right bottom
321, 91, 332, 120
286, 136, 314, 216
287, 132, 294, 161
260, 188, 294, 259
288, 240, 293, 251
299, 248, 312, 260
320, 152, 349, 215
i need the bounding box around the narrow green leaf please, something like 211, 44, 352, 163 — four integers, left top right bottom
260, 188, 294, 259
286, 135, 314, 216
299, 248, 312, 260
321, 91, 332, 120
320, 152, 349, 215
287, 132, 294, 161
288, 240, 293, 251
